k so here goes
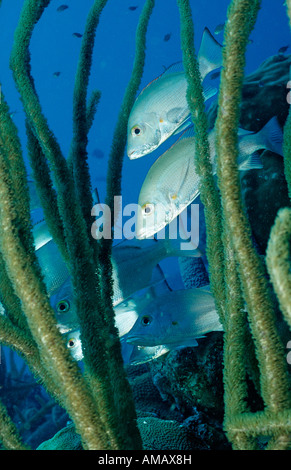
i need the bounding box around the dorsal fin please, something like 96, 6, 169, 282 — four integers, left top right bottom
138, 61, 184, 98
198, 27, 223, 79
137, 27, 222, 99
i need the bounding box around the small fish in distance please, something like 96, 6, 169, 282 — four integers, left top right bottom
57, 5, 69, 12
214, 23, 225, 35
278, 45, 289, 54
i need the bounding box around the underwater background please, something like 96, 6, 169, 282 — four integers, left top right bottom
1, 0, 290, 209
0, 0, 291, 451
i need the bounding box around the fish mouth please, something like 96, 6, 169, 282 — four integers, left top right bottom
128, 149, 140, 160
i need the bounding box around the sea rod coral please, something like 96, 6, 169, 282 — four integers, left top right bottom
177, 0, 291, 450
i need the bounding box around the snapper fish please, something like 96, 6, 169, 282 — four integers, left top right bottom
34, 218, 200, 332
127, 27, 222, 159
32, 221, 70, 295
136, 116, 283, 239
126, 286, 223, 349
50, 262, 167, 334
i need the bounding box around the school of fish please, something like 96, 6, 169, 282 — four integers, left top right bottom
0, 26, 283, 366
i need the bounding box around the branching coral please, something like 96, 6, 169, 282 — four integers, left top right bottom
0, 0, 155, 450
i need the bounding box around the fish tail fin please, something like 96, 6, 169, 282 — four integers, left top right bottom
250, 117, 283, 157
193, 299, 224, 336
198, 27, 223, 80
261, 116, 283, 156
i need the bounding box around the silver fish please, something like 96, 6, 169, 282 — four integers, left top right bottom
50, 262, 167, 334
41, 226, 198, 332
136, 117, 283, 239
33, 220, 53, 251
32, 219, 70, 295
126, 287, 223, 348
49, 278, 77, 333
127, 27, 222, 159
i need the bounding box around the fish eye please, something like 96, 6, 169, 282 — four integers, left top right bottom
67, 338, 76, 349
57, 300, 70, 314
142, 203, 154, 216
141, 315, 152, 326
131, 125, 142, 136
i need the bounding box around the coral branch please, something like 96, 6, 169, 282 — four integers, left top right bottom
176, 0, 226, 325
266, 208, 291, 330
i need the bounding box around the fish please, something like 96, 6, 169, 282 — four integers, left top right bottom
33, 220, 54, 251
110, 236, 200, 306
214, 23, 225, 35
57, 5, 69, 12
114, 275, 173, 337
164, 33, 172, 42
35, 237, 70, 296
136, 117, 283, 239
278, 45, 289, 54
49, 234, 200, 334
73, 32, 83, 38
127, 27, 222, 159
49, 278, 77, 333
126, 287, 223, 348
49, 262, 167, 334
91, 148, 105, 159
129, 6, 138, 11
53, 71, 61, 77
64, 329, 83, 361
63, 277, 173, 361
32, 208, 200, 332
